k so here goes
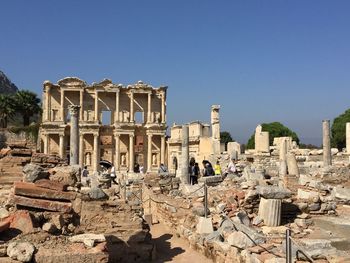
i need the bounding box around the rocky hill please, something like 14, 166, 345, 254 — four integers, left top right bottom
0, 70, 19, 94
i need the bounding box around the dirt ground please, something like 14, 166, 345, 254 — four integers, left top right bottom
150, 222, 213, 263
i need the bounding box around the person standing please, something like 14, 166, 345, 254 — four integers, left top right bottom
214, 160, 222, 175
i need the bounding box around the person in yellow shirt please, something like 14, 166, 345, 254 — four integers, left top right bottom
214, 160, 222, 175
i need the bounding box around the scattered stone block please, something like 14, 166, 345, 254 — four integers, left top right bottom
14, 182, 76, 201
227, 231, 254, 249
196, 217, 213, 234
9, 210, 34, 234
7, 241, 35, 262
22, 163, 48, 183
12, 195, 72, 213
34, 179, 67, 191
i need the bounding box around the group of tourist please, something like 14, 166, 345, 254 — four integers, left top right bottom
188, 157, 239, 185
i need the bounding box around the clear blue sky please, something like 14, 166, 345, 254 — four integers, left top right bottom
1, 1, 350, 145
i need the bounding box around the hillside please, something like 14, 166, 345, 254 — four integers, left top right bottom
0, 70, 19, 94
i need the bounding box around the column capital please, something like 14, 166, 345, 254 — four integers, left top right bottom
68, 105, 81, 117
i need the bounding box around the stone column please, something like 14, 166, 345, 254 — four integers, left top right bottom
323, 119, 331, 167
180, 125, 189, 184
94, 91, 99, 122
60, 89, 65, 122
114, 134, 120, 171
147, 92, 152, 123
46, 86, 51, 121
115, 90, 120, 122
161, 135, 165, 164
258, 197, 281, 227
59, 134, 65, 158
43, 134, 49, 154
130, 91, 134, 122
211, 105, 221, 155
286, 152, 299, 176
129, 134, 134, 171
93, 133, 100, 172
346, 122, 350, 154
161, 92, 165, 123
79, 133, 84, 166
79, 90, 84, 121
69, 105, 80, 165
147, 134, 153, 172
279, 138, 287, 176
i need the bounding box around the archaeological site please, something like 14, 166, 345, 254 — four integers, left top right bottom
1, 76, 350, 263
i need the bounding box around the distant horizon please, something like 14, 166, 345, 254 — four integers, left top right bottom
1, 1, 349, 147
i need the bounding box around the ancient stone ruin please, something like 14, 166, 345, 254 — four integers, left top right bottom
0, 77, 350, 262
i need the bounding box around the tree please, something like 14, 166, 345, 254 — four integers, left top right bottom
14, 90, 41, 126
0, 94, 16, 128
246, 122, 299, 149
331, 109, 350, 150
220, 131, 233, 150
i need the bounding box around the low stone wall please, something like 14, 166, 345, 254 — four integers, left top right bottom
0, 129, 36, 150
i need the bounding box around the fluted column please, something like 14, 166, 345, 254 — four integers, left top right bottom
147, 92, 152, 123
147, 134, 153, 172
59, 134, 65, 158
323, 119, 331, 167
129, 134, 134, 171
46, 86, 51, 121
161, 92, 165, 123
94, 91, 99, 122
258, 197, 281, 227
79, 90, 84, 121
161, 135, 165, 164
69, 105, 80, 165
60, 89, 65, 122
93, 133, 100, 172
79, 133, 84, 166
130, 91, 134, 122
115, 90, 120, 122
114, 134, 120, 171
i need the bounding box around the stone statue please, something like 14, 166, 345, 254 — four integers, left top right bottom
121, 154, 126, 166
152, 154, 157, 166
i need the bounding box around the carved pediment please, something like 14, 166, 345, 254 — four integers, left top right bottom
57, 77, 87, 88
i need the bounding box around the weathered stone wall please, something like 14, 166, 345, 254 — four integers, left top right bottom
0, 129, 37, 150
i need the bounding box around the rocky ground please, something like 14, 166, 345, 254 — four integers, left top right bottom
1, 144, 350, 262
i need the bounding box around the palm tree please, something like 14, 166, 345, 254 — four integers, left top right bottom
14, 90, 41, 126
0, 94, 16, 128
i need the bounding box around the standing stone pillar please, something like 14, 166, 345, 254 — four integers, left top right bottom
43, 134, 49, 154
323, 119, 331, 167
94, 91, 99, 122
60, 89, 65, 122
161, 135, 165, 164
258, 197, 281, 227
46, 86, 51, 121
79, 91, 84, 121
147, 134, 153, 172
59, 134, 65, 158
346, 123, 350, 154
129, 134, 134, 171
161, 92, 165, 123
114, 134, 120, 171
130, 91, 134, 122
180, 125, 189, 184
69, 105, 80, 165
79, 133, 84, 166
147, 92, 152, 123
286, 152, 299, 176
279, 138, 287, 176
115, 90, 120, 122
93, 133, 100, 172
